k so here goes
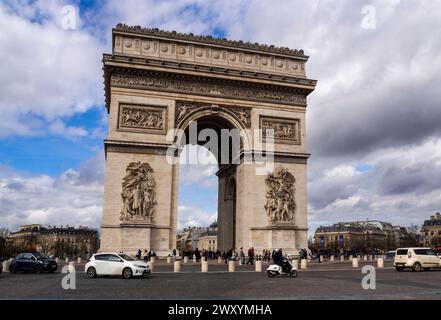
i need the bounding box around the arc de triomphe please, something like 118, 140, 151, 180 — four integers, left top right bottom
100, 24, 316, 256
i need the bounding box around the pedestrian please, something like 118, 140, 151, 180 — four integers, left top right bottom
246, 247, 255, 265
136, 249, 141, 260
239, 247, 245, 265
194, 248, 201, 263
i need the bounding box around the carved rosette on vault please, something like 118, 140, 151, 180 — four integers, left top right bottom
264, 167, 296, 224
120, 162, 156, 223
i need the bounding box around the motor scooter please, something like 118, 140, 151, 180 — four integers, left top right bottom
266, 259, 297, 278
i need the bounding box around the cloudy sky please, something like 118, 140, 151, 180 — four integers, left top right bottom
0, 0, 440, 235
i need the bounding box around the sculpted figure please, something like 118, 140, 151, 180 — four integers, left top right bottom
264, 167, 296, 223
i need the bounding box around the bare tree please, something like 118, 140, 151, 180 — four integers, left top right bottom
38, 234, 57, 256
0, 228, 10, 239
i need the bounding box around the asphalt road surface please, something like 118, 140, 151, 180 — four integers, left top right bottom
1, 261, 441, 300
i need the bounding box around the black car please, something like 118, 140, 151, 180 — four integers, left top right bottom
10, 253, 58, 273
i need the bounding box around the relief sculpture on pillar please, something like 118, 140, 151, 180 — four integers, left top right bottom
120, 162, 156, 223
264, 167, 296, 223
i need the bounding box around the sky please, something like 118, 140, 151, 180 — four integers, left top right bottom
0, 0, 440, 236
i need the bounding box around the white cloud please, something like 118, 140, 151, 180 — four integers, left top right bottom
177, 204, 217, 230
0, 1, 105, 137
0, 152, 104, 231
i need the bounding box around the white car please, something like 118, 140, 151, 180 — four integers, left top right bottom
394, 247, 441, 272
85, 253, 151, 279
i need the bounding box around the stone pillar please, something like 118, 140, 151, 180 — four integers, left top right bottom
228, 260, 235, 272
300, 259, 307, 269
65, 257, 69, 264
2, 260, 10, 273
183, 256, 189, 264
68, 262, 76, 273
255, 260, 262, 272
201, 261, 208, 272
352, 258, 359, 268
340, 255, 344, 262
330, 255, 335, 262
174, 261, 181, 272
377, 258, 384, 269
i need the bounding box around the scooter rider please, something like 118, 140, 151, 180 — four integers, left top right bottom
274, 249, 290, 273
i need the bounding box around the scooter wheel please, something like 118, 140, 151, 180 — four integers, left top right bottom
289, 270, 298, 278
267, 271, 276, 278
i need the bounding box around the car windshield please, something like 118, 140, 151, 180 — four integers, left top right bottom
119, 254, 134, 261
33, 253, 49, 260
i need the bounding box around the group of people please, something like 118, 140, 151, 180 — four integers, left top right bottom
135, 249, 156, 261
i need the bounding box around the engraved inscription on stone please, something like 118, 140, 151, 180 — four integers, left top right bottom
264, 167, 296, 223
118, 104, 166, 133
260, 116, 300, 144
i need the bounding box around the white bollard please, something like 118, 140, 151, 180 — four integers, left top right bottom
349, 255, 353, 262
183, 256, 189, 264
300, 259, 307, 269
340, 255, 344, 262
77, 257, 82, 264
201, 261, 208, 272
148, 261, 154, 272
2, 260, 10, 273
174, 261, 181, 272
218, 256, 222, 264
330, 255, 335, 262
320, 255, 324, 262
352, 258, 359, 268
363, 255, 368, 262
370, 255, 374, 261
255, 260, 262, 272
55, 258, 59, 264
166, 257, 171, 264
377, 258, 384, 269
151, 256, 156, 263
68, 262, 76, 273
193, 257, 196, 263
228, 260, 235, 272
291, 259, 298, 270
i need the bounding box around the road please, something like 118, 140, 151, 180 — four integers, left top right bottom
1, 260, 441, 300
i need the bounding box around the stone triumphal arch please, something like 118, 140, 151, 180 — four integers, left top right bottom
100, 24, 316, 256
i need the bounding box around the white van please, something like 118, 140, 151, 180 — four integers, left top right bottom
394, 248, 441, 272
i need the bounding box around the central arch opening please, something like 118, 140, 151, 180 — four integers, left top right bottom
175, 113, 243, 256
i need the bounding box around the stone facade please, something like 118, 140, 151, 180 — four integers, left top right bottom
7, 224, 99, 258
100, 24, 316, 256
422, 212, 441, 246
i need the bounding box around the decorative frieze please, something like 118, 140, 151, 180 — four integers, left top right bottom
175, 101, 251, 129
118, 103, 167, 134
113, 24, 307, 78
111, 73, 307, 106
260, 116, 301, 144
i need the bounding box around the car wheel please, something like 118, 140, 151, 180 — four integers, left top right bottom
395, 266, 404, 272
412, 262, 422, 272
289, 270, 298, 278
266, 270, 276, 278
34, 265, 42, 274
87, 267, 97, 278
123, 267, 133, 279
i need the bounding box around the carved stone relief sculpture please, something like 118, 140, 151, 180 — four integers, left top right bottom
260, 116, 300, 144
264, 167, 296, 223
120, 162, 156, 223
119, 104, 166, 133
